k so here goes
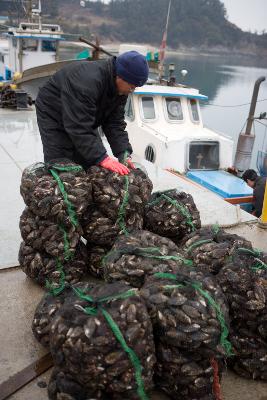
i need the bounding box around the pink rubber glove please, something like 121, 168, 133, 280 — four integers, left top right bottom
125, 158, 136, 169
99, 156, 129, 175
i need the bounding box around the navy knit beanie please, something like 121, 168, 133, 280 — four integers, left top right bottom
116, 51, 149, 87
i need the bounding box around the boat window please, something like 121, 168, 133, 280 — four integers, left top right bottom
125, 95, 134, 121
22, 38, 38, 51
188, 141, 219, 170
141, 96, 156, 120
165, 97, 183, 120
42, 40, 57, 52
189, 99, 200, 122
145, 145, 156, 163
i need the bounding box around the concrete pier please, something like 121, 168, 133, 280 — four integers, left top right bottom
0, 108, 267, 399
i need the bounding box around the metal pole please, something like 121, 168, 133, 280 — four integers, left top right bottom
158, 0, 172, 80
233, 76, 266, 174
245, 76, 266, 135
27, 0, 32, 22
79, 37, 113, 57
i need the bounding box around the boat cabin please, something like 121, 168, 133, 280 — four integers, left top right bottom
0, 38, 8, 81
1, 22, 63, 80
126, 84, 233, 173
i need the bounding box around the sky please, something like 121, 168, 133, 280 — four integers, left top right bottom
222, 0, 267, 33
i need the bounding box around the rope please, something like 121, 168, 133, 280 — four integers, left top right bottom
154, 272, 233, 356
147, 192, 196, 231
49, 168, 79, 227
45, 164, 82, 296
102, 246, 193, 267
208, 98, 267, 108
191, 281, 233, 356
186, 239, 213, 254
73, 286, 148, 400
101, 309, 148, 400
116, 175, 130, 235
59, 224, 74, 261
211, 224, 220, 235
116, 151, 131, 235
236, 248, 267, 271
211, 358, 223, 400
237, 248, 262, 257
50, 165, 83, 172
135, 247, 193, 266
45, 258, 66, 296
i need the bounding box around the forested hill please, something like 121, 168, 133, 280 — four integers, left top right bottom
103, 0, 266, 50
1, 0, 266, 53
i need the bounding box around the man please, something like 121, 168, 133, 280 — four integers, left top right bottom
35, 51, 149, 175
242, 169, 267, 217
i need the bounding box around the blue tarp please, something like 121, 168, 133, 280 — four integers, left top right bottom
186, 170, 253, 198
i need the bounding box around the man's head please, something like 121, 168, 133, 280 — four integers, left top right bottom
242, 169, 258, 188
115, 51, 149, 95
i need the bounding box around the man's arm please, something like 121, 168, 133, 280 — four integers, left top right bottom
102, 97, 133, 159
61, 70, 107, 166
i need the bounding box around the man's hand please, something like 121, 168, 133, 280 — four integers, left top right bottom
118, 152, 135, 169
125, 158, 135, 169
99, 156, 129, 175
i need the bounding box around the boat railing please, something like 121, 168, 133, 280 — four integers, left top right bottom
18, 22, 61, 33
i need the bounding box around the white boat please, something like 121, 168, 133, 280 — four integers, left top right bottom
0, 1, 64, 82
124, 72, 253, 205
118, 6, 254, 208
126, 83, 233, 173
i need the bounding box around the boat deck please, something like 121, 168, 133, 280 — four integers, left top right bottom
0, 108, 267, 399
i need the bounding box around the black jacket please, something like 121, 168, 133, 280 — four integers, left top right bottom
36, 57, 132, 166
253, 176, 266, 217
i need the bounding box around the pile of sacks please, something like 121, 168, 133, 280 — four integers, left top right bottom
19, 159, 267, 399
177, 228, 267, 381
82, 166, 153, 279
217, 249, 267, 380
140, 269, 230, 399
19, 161, 91, 286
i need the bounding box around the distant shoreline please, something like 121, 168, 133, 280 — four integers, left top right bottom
60, 41, 267, 67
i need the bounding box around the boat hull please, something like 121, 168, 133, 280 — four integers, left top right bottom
15, 59, 79, 100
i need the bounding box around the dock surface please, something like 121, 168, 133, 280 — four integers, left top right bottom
0, 108, 267, 399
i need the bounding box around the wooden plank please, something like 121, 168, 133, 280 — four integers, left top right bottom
224, 196, 253, 204
0, 353, 53, 400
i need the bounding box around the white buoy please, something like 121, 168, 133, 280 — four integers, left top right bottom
181, 69, 188, 77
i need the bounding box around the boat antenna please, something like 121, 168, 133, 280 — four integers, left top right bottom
158, 0, 172, 81
31, 0, 42, 29
24, 0, 33, 22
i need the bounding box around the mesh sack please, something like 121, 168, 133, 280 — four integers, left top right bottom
180, 227, 252, 275
20, 160, 92, 225
48, 282, 156, 399
20, 207, 82, 260
19, 241, 88, 286
144, 189, 201, 241
103, 230, 192, 289
140, 270, 231, 357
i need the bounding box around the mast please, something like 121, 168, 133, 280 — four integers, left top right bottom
32, 0, 42, 29
158, 0, 172, 80
25, 0, 33, 22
